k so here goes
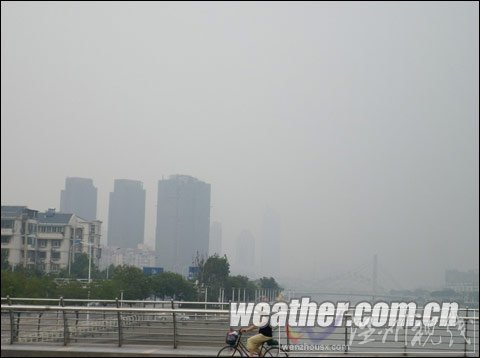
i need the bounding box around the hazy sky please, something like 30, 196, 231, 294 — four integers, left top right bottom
2, 2, 478, 289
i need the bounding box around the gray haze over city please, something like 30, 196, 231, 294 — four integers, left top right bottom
1, 2, 478, 290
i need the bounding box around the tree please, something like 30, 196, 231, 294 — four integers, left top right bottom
23, 275, 57, 298
59, 253, 101, 279
1, 270, 56, 298
202, 254, 230, 286
1, 270, 25, 297
1, 249, 11, 271
111, 265, 149, 300
150, 272, 196, 301
225, 275, 256, 301
90, 279, 120, 300
194, 254, 230, 301
258, 277, 282, 291
98, 264, 116, 280
56, 280, 88, 299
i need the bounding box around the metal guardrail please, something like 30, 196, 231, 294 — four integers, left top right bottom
0, 297, 232, 306
1, 297, 233, 349
1, 298, 479, 356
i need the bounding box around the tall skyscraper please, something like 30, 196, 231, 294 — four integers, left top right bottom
155, 175, 211, 275
261, 208, 281, 276
107, 179, 146, 248
209, 221, 222, 256
60, 177, 97, 221
235, 230, 255, 276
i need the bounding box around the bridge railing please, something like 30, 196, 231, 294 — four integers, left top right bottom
0, 296, 231, 309
1, 300, 478, 356
1, 299, 232, 348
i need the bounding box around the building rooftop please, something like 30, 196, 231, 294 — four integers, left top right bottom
37, 211, 74, 225
1, 206, 38, 219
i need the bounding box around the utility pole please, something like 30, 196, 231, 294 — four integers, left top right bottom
88, 242, 92, 284
372, 254, 378, 300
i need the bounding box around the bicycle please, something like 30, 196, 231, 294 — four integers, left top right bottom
217, 331, 288, 357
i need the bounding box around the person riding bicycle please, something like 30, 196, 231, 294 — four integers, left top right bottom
240, 321, 273, 357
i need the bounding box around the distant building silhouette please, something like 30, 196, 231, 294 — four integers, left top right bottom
209, 221, 222, 256
60, 177, 97, 221
155, 175, 210, 275
235, 230, 255, 276
100, 244, 155, 270
107, 179, 146, 248
261, 209, 281, 276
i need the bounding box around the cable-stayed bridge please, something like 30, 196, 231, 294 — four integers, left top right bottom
281, 255, 420, 301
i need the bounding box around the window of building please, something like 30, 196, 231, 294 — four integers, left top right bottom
1, 219, 14, 229
50, 263, 60, 271
38, 240, 47, 247
28, 223, 37, 234
52, 240, 61, 247
1, 236, 11, 244
27, 237, 36, 246
38, 225, 64, 233
37, 263, 46, 271
51, 252, 61, 261
37, 251, 46, 259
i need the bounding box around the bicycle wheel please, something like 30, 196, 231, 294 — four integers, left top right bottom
217, 345, 243, 357
264, 346, 289, 357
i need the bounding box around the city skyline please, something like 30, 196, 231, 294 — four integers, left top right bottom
2, 2, 478, 289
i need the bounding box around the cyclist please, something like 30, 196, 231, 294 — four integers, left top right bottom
240, 321, 273, 357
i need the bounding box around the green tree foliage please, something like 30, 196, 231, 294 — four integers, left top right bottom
56, 280, 88, 299
90, 279, 120, 300
1, 270, 56, 298
150, 272, 196, 300
194, 254, 231, 301
1, 249, 11, 271
59, 253, 101, 279
225, 275, 257, 301
1, 270, 25, 297
1, 253, 284, 302
201, 254, 230, 286
111, 265, 149, 300
257, 276, 282, 290
24, 275, 57, 298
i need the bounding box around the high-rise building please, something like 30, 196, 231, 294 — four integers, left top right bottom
60, 177, 97, 221
155, 175, 211, 275
260, 209, 281, 276
235, 230, 255, 276
209, 221, 222, 256
107, 179, 146, 248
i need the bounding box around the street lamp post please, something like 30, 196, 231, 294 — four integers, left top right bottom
88, 242, 92, 284
85, 241, 94, 323
204, 286, 208, 310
